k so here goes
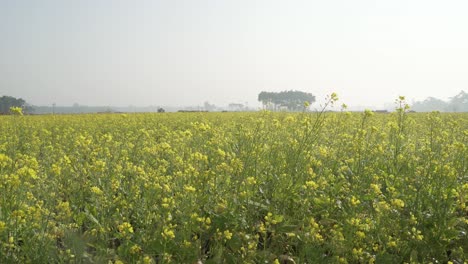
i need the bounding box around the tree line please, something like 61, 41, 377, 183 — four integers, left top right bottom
258, 90, 316, 111
0, 96, 33, 114
411, 90, 467, 112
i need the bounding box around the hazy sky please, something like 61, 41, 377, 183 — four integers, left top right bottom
1, 0, 468, 108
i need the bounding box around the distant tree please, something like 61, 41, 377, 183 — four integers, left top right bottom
448, 90, 468, 112
157, 107, 165, 113
203, 101, 216, 111
411, 90, 467, 112
25, 104, 34, 114
228, 103, 245, 111
258, 90, 315, 111
258, 92, 276, 110
411, 97, 447, 112
0, 96, 31, 114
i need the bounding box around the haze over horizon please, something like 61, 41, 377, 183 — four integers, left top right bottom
1, 0, 467, 109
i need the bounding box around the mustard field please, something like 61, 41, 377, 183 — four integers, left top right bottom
0, 107, 467, 263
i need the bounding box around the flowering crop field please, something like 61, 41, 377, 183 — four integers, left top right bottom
0, 107, 467, 263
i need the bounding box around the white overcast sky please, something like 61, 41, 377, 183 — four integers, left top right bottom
1, 0, 467, 108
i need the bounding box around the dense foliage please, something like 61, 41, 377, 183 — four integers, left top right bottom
0, 96, 31, 115
0, 103, 467, 263
258, 91, 316, 111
